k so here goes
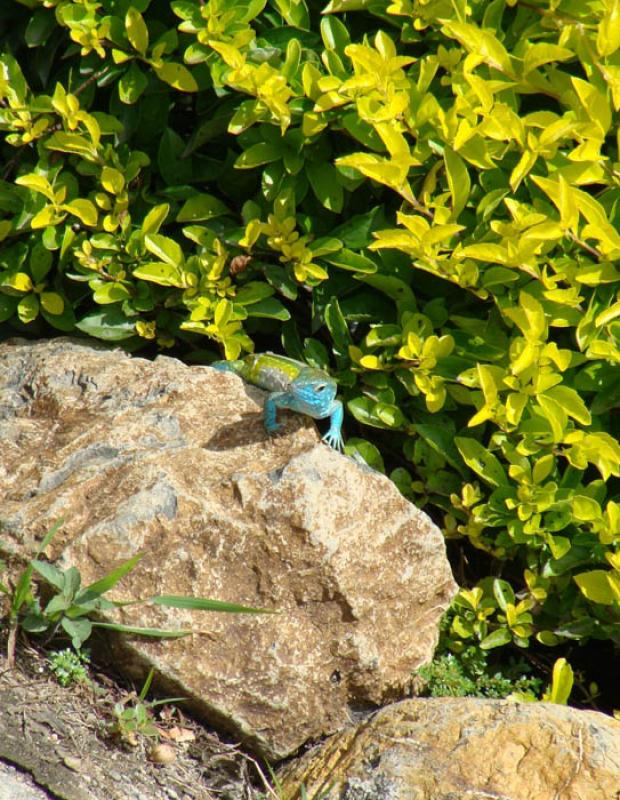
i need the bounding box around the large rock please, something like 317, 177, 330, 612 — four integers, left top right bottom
0, 338, 456, 759
278, 697, 620, 800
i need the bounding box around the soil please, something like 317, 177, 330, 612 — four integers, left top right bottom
0, 637, 275, 800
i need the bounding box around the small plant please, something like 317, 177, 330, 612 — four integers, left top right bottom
1, 520, 275, 664
48, 647, 90, 687
415, 643, 543, 701
1, 520, 63, 667
110, 668, 182, 746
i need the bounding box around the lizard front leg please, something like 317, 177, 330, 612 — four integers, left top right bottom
322, 399, 344, 451
263, 392, 287, 435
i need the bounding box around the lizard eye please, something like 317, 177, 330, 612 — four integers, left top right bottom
315, 383, 326, 393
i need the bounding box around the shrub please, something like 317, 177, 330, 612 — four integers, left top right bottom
1, 0, 619, 697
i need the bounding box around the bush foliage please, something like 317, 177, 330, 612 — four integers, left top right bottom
1, 0, 620, 692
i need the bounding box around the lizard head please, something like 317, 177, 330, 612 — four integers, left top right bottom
291, 367, 338, 418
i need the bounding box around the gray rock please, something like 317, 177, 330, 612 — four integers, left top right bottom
0, 763, 53, 800
0, 338, 456, 760
278, 697, 620, 800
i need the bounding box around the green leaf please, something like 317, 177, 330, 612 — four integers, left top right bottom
176, 194, 230, 222
455, 437, 509, 487
151, 595, 276, 613
61, 617, 93, 649
37, 520, 64, 556
119, 62, 149, 104
132, 261, 184, 288
31, 560, 65, 591
76, 308, 136, 341
271, 0, 310, 28
357, 274, 416, 308
29, 242, 53, 283
144, 233, 184, 267
320, 15, 350, 54
76, 553, 144, 605
325, 297, 352, 355
93, 621, 190, 638
25, 10, 56, 47
306, 162, 343, 213
347, 396, 393, 429
92, 282, 131, 305
234, 282, 275, 305
0, 295, 17, 323
493, 579, 515, 611
480, 628, 512, 649
375, 402, 406, 428
235, 143, 282, 169
344, 438, 385, 472
330, 207, 381, 249
322, 0, 373, 12
413, 424, 465, 474
308, 237, 342, 257
321, 248, 377, 273
245, 297, 290, 320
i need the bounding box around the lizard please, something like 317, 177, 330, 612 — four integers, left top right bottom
212, 352, 344, 451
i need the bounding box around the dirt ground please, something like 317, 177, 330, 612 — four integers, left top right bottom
0, 638, 277, 800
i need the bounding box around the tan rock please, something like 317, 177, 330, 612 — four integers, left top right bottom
0, 338, 456, 759
278, 697, 620, 800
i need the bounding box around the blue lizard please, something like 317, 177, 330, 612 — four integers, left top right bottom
213, 352, 344, 451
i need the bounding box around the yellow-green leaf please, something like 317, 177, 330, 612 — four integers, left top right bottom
444, 146, 470, 221
63, 199, 98, 227
17, 292, 39, 323
30, 206, 66, 229
126, 7, 149, 56
40, 291, 64, 315
571, 495, 602, 522
574, 570, 616, 604
542, 658, 573, 704
132, 261, 184, 287
597, 0, 620, 57
142, 203, 170, 235
15, 173, 56, 201
101, 166, 125, 195
544, 385, 591, 425
459, 243, 508, 263
3, 271, 33, 292
455, 437, 509, 487
154, 62, 198, 92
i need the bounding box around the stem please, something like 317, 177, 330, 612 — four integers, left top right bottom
74, 65, 114, 97
7, 620, 17, 669
567, 231, 602, 261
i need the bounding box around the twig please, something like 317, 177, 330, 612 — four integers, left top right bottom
567, 231, 602, 261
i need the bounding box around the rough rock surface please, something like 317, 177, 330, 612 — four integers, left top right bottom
278, 697, 620, 800
0, 763, 52, 800
0, 338, 456, 760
